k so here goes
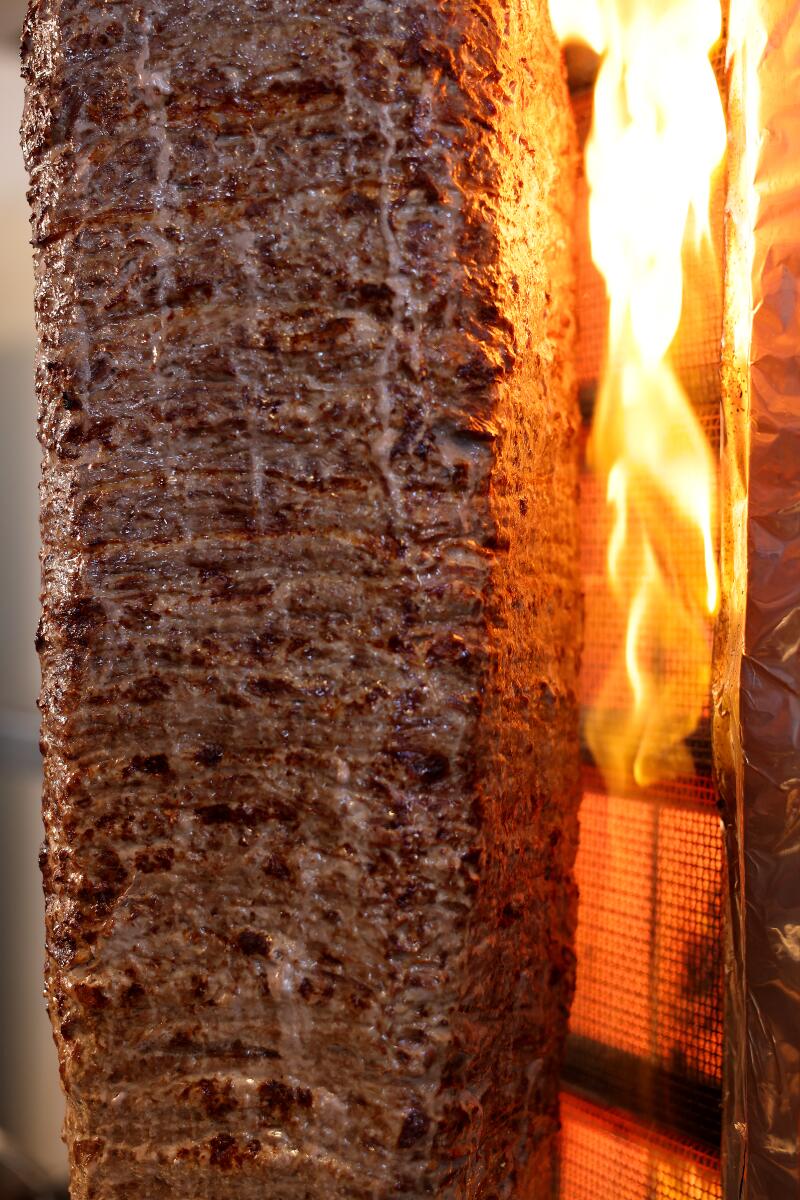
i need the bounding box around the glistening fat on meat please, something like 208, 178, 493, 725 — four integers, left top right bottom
21, 1, 581, 1196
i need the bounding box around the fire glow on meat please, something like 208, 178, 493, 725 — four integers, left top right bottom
549, 0, 726, 789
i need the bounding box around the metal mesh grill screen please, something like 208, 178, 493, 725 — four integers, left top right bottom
561, 1095, 722, 1200
560, 72, 726, 1196
570, 780, 723, 1078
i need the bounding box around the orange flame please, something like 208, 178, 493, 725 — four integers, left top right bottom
550, 0, 726, 789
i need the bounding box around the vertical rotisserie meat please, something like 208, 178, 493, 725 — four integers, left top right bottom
22, 1, 581, 1196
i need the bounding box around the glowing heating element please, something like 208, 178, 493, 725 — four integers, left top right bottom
565, 322, 725, 1198
550, 4, 730, 1196
549, 0, 725, 790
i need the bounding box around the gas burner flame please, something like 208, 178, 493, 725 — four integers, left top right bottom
549, 0, 726, 789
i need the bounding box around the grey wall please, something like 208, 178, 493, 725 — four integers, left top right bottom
0, 15, 67, 1184
0, 0, 24, 48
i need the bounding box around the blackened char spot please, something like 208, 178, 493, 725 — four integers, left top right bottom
73, 983, 109, 1010
263, 853, 293, 882
397, 1106, 430, 1149
124, 675, 169, 705
208, 1133, 237, 1169
393, 749, 451, 786
258, 1079, 313, 1122
183, 1077, 237, 1120
126, 753, 170, 777
355, 281, 394, 319
264, 77, 343, 110
247, 675, 295, 698
76, 845, 129, 919
134, 846, 175, 874
500, 902, 521, 929
123, 982, 146, 1005
58, 598, 105, 648
398, 11, 456, 76
198, 801, 296, 828
236, 930, 271, 957
195, 743, 224, 766
456, 355, 502, 389
200, 804, 241, 825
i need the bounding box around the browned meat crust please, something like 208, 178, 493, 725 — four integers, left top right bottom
22, 1, 580, 1196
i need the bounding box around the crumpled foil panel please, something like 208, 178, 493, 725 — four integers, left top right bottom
717, 4, 800, 1196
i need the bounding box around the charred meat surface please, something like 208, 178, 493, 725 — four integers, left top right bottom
22, 0, 580, 1196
